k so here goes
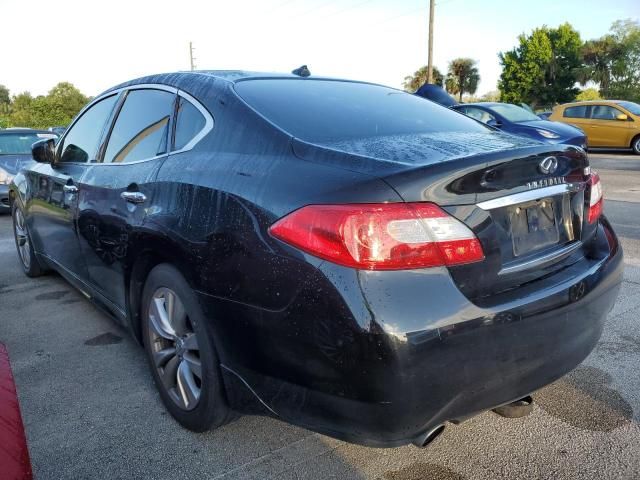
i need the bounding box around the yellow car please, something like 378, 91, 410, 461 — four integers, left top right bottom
549, 100, 640, 154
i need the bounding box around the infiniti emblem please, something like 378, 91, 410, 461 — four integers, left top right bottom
539, 156, 559, 175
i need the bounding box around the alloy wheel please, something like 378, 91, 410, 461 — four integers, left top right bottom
634, 137, 640, 154
14, 208, 31, 270
147, 287, 202, 411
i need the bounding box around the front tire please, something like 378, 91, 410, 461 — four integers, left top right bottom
12, 202, 45, 277
141, 264, 232, 432
632, 135, 640, 155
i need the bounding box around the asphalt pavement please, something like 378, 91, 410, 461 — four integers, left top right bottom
1, 152, 639, 480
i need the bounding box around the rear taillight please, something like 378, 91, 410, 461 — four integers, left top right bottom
269, 203, 484, 270
588, 173, 603, 224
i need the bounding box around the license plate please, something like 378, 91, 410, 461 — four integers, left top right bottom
510, 198, 559, 257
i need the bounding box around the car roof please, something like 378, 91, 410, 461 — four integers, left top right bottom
558, 100, 630, 107
103, 70, 383, 97
455, 102, 505, 108
0, 128, 56, 135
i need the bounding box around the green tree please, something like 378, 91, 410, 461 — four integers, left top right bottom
445, 58, 480, 101
0, 84, 10, 114
578, 35, 624, 95
402, 66, 444, 92
9, 92, 35, 127
499, 23, 582, 108
575, 88, 602, 101
607, 19, 640, 101
6, 82, 89, 129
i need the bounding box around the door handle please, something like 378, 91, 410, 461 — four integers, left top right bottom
121, 191, 147, 204
63, 185, 78, 194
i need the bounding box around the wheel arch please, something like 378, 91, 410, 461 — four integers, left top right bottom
631, 133, 640, 153
125, 235, 198, 344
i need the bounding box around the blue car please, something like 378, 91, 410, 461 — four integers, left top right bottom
452, 102, 586, 149
0, 129, 58, 212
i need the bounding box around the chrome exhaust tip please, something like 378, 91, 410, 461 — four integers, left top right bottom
412, 424, 445, 448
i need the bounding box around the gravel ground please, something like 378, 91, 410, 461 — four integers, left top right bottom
0, 152, 639, 480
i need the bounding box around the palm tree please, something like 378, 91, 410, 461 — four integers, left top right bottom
578, 36, 623, 96
445, 58, 480, 101
402, 66, 444, 92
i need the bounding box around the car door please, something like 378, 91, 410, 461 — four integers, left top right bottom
559, 105, 590, 137
588, 104, 631, 147
76, 86, 177, 311
27, 94, 119, 280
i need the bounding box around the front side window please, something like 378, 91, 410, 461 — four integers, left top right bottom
104, 89, 174, 164
59, 95, 118, 163
591, 105, 623, 120
564, 106, 588, 119
174, 96, 206, 150
617, 101, 640, 116
234, 79, 489, 144
463, 107, 496, 124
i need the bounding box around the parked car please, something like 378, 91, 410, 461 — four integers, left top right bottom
48, 126, 67, 136
452, 102, 587, 149
0, 128, 58, 213
10, 71, 622, 448
414, 83, 458, 107
549, 100, 640, 154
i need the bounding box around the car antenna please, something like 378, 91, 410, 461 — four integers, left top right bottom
291, 65, 311, 77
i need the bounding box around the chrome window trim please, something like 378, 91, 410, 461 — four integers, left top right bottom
499, 242, 583, 276
55, 82, 213, 168
171, 90, 214, 154
476, 183, 585, 211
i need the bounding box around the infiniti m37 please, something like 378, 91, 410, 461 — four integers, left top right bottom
9, 71, 622, 447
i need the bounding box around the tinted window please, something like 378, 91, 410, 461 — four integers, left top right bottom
617, 101, 640, 116
563, 106, 588, 118
104, 89, 174, 163
591, 105, 623, 120
174, 97, 206, 150
488, 104, 539, 122
0, 132, 57, 155
463, 107, 496, 124
59, 95, 118, 163
235, 79, 488, 143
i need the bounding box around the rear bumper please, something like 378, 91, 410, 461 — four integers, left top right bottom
204, 218, 623, 447
0, 185, 10, 212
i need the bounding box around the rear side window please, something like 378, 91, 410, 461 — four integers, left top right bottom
59, 95, 118, 163
235, 79, 488, 143
563, 106, 588, 119
104, 89, 174, 163
174, 97, 206, 150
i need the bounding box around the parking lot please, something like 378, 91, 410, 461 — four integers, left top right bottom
1, 152, 639, 480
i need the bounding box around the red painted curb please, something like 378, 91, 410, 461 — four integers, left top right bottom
0, 344, 33, 480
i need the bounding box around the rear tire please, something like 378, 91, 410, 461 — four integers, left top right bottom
11, 202, 46, 277
141, 264, 232, 432
632, 135, 640, 155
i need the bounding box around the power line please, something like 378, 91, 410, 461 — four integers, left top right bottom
320, 0, 377, 20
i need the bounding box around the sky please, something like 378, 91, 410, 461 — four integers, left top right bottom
1, 0, 638, 98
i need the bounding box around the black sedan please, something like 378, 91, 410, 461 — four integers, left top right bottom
0, 128, 58, 212
452, 102, 587, 149
9, 71, 622, 448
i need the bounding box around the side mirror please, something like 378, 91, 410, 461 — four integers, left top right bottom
616, 113, 629, 121
487, 119, 502, 128
32, 138, 56, 164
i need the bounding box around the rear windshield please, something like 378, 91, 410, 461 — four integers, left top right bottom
0, 132, 56, 155
234, 79, 489, 143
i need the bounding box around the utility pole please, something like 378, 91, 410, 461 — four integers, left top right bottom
189, 41, 196, 71
427, 0, 435, 83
